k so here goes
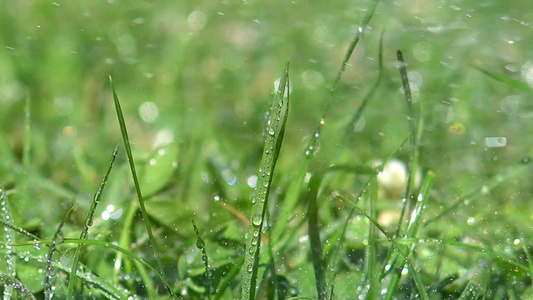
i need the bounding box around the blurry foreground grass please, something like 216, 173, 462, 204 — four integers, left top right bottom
1, 0, 533, 298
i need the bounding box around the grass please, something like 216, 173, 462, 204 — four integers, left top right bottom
1, 0, 533, 299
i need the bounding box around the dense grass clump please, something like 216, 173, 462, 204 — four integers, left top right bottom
1, 0, 533, 299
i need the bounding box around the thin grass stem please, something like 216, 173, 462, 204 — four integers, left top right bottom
240, 63, 290, 300
67, 146, 119, 299
109, 76, 175, 299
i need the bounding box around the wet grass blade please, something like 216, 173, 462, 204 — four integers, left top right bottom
109, 76, 174, 299
307, 174, 327, 300
45, 205, 74, 300
192, 220, 212, 299
0, 182, 16, 298
365, 176, 379, 299
384, 172, 435, 300
342, 30, 385, 142
67, 146, 119, 299
0, 275, 36, 300
214, 256, 244, 300
21, 92, 31, 215
241, 63, 290, 300
472, 65, 533, 94
331, 0, 380, 92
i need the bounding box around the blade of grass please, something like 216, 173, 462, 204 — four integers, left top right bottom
365, 176, 379, 299
472, 65, 533, 94
192, 220, 212, 299
307, 0, 380, 159
20, 91, 31, 217
241, 62, 290, 300
307, 173, 327, 300
0, 275, 36, 300
384, 172, 435, 300
214, 256, 245, 300
0, 181, 16, 299
45, 205, 75, 300
109, 76, 174, 299
67, 146, 119, 299
394, 50, 419, 237
342, 30, 385, 143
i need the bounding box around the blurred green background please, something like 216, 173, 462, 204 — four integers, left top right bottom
0, 0, 532, 297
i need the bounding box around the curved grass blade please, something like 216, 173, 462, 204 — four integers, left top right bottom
0, 275, 36, 300
307, 0, 381, 158
472, 65, 533, 94
390, 50, 421, 242
67, 146, 119, 299
306, 174, 327, 300
192, 220, 212, 299
342, 30, 385, 143
331, 0, 380, 92
109, 76, 174, 299
0, 182, 16, 298
241, 63, 290, 300
45, 205, 75, 300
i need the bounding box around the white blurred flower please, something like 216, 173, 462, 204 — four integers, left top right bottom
375, 158, 421, 200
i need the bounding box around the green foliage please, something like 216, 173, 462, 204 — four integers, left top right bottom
0, 0, 533, 299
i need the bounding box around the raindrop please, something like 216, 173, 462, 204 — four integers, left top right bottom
268, 127, 275, 136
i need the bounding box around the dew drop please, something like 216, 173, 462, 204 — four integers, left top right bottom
252, 215, 262, 226
268, 127, 275, 136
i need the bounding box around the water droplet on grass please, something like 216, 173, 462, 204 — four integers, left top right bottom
252, 215, 262, 226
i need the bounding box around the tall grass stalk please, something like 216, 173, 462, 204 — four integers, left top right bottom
306, 174, 327, 300
240, 63, 290, 300
67, 146, 119, 299
109, 76, 175, 299
45, 205, 74, 300
0, 183, 16, 299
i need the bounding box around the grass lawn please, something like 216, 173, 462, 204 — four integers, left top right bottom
1, 0, 533, 299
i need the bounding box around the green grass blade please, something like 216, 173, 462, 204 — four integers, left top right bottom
271, 158, 309, 246
109, 76, 174, 299
472, 65, 533, 94
391, 50, 421, 242
0, 182, 16, 298
306, 174, 327, 300
45, 205, 74, 300
214, 256, 245, 300
241, 62, 290, 300
384, 172, 435, 300
21, 92, 31, 216
192, 220, 212, 299
331, 0, 380, 92
365, 176, 379, 299
0, 275, 36, 300
343, 30, 385, 142
67, 146, 119, 299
